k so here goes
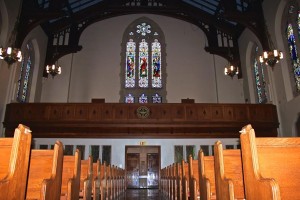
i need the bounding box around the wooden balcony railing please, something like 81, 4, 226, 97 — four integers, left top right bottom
3, 103, 279, 138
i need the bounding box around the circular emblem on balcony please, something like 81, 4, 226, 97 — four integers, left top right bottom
137, 106, 150, 119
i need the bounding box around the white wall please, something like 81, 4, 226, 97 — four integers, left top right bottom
41, 14, 244, 104
34, 137, 240, 168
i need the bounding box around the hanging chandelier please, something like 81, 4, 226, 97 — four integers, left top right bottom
259, 23, 283, 68
259, 50, 283, 67
0, 47, 22, 65
224, 64, 239, 78
0, 0, 23, 66
46, 63, 61, 78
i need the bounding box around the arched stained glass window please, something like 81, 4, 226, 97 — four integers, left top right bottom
139, 39, 149, 88
16, 42, 34, 102
287, 13, 300, 92
152, 39, 162, 88
126, 40, 136, 88
120, 17, 167, 103
285, 4, 300, 95
253, 46, 268, 103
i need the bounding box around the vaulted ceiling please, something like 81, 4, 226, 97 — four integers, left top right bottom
17, 0, 269, 78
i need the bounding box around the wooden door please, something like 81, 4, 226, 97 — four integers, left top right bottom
147, 153, 159, 188
126, 153, 140, 188
125, 146, 160, 189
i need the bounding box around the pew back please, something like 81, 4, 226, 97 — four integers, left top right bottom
188, 155, 199, 200
80, 156, 93, 200
181, 160, 189, 200
240, 124, 300, 200
198, 150, 216, 200
0, 124, 32, 200
214, 141, 244, 200
26, 141, 63, 200
93, 160, 101, 200
61, 150, 81, 200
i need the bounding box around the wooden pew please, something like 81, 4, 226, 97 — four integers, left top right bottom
181, 160, 189, 200
0, 124, 32, 200
188, 155, 200, 200
175, 163, 182, 200
214, 141, 245, 200
198, 149, 216, 200
61, 149, 81, 200
100, 161, 107, 200
80, 156, 93, 200
160, 167, 167, 197
170, 163, 177, 200
26, 141, 64, 200
240, 124, 300, 200
101, 163, 111, 200
93, 159, 101, 200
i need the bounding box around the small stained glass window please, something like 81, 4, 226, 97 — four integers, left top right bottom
174, 145, 183, 163
136, 22, 151, 36
139, 94, 148, 103
76, 145, 85, 160
152, 93, 162, 103
91, 145, 100, 163
200, 145, 210, 156
125, 94, 135, 103
64, 145, 74, 155
186, 145, 195, 160
102, 145, 111, 165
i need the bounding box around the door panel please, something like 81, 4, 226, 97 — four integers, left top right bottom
126, 153, 139, 188
147, 153, 159, 188
125, 146, 160, 189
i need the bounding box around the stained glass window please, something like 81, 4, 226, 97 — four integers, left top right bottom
298, 11, 300, 37
102, 145, 111, 165
152, 93, 162, 103
174, 146, 183, 163
121, 18, 166, 103
126, 40, 136, 88
152, 39, 162, 88
139, 93, 148, 103
125, 94, 135, 103
17, 42, 34, 102
254, 46, 268, 103
287, 23, 300, 91
90, 145, 100, 162
186, 145, 195, 160
139, 39, 149, 88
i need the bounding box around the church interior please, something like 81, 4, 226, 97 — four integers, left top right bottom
0, 0, 300, 199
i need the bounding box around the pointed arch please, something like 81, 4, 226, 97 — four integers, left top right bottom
120, 17, 167, 103
283, 1, 300, 96
16, 41, 35, 102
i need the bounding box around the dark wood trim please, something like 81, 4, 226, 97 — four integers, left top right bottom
3, 103, 279, 138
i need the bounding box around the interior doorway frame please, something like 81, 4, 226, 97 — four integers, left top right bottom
125, 145, 161, 189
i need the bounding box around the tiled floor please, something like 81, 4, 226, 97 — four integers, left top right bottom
123, 189, 164, 200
